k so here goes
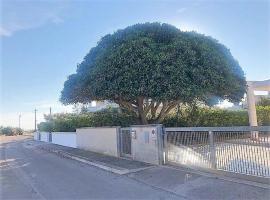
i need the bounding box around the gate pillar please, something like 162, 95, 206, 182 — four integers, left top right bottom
130, 124, 164, 165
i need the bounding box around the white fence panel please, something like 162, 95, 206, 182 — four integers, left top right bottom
51, 132, 77, 148
40, 132, 49, 142
34, 132, 39, 140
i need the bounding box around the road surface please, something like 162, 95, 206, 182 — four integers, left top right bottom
0, 136, 181, 199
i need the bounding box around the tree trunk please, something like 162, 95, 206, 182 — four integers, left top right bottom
115, 98, 180, 125
137, 97, 148, 124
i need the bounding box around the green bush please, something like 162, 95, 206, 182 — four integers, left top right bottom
38, 106, 270, 132
163, 106, 270, 127
257, 106, 270, 126
0, 127, 23, 136
38, 109, 137, 132
163, 108, 249, 127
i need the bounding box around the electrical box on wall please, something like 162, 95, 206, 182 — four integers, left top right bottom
130, 124, 163, 165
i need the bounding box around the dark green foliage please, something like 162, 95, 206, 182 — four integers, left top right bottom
60, 22, 246, 124
257, 106, 270, 126
38, 107, 270, 132
38, 109, 137, 132
0, 127, 23, 135
163, 106, 270, 127
163, 108, 249, 127
257, 97, 270, 107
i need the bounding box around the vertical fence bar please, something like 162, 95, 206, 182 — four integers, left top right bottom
209, 131, 217, 169
116, 127, 121, 157
163, 131, 168, 164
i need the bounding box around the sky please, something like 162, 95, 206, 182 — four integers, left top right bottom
0, 0, 270, 129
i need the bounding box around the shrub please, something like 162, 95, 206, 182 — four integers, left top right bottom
163, 108, 249, 127
38, 109, 137, 132
13, 128, 23, 135
38, 106, 270, 132
0, 127, 14, 135
0, 127, 23, 136
257, 106, 270, 126
163, 106, 270, 127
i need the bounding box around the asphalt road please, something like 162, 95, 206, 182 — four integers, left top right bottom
0, 136, 181, 200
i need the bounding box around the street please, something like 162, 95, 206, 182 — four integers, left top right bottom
0, 136, 180, 199
1, 136, 269, 200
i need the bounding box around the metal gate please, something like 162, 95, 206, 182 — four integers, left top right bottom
48, 133, 52, 142
120, 128, 132, 157
164, 126, 270, 178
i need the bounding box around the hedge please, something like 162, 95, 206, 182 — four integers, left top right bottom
0, 127, 23, 136
38, 109, 137, 132
38, 106, 270, 132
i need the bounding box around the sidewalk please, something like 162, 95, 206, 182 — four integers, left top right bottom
128, 166, 270, 200
30, 139, 270, 200
30, 140, 153, 174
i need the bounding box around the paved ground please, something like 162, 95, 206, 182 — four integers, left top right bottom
0, 136, 180, 199
1, 136, 269, 200
37, 141, 152, 172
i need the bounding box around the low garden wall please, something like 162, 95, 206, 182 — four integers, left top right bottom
76, 127, 120, 157
40, 132, 49, 142
34, 132, 39, 140
51, 132, 76, 148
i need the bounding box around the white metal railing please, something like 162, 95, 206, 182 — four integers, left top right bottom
164, 126, 270, 177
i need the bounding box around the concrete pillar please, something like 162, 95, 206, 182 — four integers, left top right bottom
246, 82, 258, 138
130, 124, 164, 165
247, 82, 258, 126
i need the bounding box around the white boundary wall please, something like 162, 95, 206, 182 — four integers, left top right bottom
76, 127, 120, 157
51, 132, 76, 148
34, 132, 39, 140
40, 132, 49, 142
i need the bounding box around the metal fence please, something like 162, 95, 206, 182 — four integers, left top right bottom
119, 128, 132, 158
164, 126, 270, 177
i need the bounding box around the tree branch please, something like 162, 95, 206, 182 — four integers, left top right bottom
115, 99, 138, 116
150, 101, 161, 118
137, 97, 148, 124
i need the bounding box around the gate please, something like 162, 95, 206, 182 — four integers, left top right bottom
48, 133, 52, 142
164, 126, 270, 178
120, 128, 132, 157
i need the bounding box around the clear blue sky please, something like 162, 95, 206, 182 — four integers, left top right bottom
1, 0, 269, 129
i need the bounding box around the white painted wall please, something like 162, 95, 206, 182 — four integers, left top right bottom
51, 132, 76, 148
40, 132, 49, 142
34, 132, 39, 140
76, 127, 119, 157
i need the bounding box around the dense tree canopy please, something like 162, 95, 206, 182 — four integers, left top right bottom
61, 22, 246, 124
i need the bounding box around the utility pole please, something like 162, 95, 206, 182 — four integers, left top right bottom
34, 109, 37, 131
19, 114, 21, 129
49, 107, 52, 116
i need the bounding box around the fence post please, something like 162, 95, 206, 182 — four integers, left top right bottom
116, 127, 121, 157
209, 131, 217, 169
163, 128, 168, 165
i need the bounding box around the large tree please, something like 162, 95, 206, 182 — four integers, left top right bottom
61, 22, 246, 124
